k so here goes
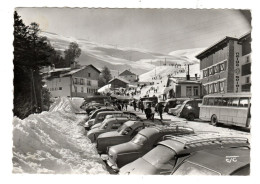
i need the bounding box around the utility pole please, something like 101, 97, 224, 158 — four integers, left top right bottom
165, 58, 166, 65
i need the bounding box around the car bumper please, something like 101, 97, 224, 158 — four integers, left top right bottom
102, 155, 119, 172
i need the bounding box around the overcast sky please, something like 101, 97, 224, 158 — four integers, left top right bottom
16, 8, 251, 54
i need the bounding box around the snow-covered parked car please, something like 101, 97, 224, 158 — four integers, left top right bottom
87, 117, 130, 143
120, 133, 250, 175
103, 125, 194, 172
84, 111, 123, 130
97, 120, 164, 154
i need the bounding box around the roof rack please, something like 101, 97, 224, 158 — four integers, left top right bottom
151, 125, 194, 133
165, 133, 249, 149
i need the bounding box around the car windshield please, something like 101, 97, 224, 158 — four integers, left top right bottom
131, 134, 148, 145
99, 119, 109, 129
142, 145, 176, 168
117, 124, 128, 133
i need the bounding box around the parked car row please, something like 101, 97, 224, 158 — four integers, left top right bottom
82, 99, 250, 175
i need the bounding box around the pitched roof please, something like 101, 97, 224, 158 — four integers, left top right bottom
61, 65, 101, 77
108, 77, 130, 84
119, 70, 136, 76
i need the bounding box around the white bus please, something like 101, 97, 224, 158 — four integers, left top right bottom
200, 92, 251, 128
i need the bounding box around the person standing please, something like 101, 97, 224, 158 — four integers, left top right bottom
145, 105, 152, 120
133, 100, 137, 111
140, 101, 144, 113
117, 103, 122, 111
150, 105, 155, 120
125, 102, 128, 111
157, 102, 164, 120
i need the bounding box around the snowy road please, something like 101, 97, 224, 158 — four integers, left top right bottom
125, 106, 251, 141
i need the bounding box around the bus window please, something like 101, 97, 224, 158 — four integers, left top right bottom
232, 98, 239, 107
214, 98, 222, 106
239, 98, 249, 107
203, 98, 208, 105
208, 98, 214, 106
222, 98, 229, 106
227, 98, 233, 106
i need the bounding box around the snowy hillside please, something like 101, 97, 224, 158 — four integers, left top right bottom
139, 64, 200, 82
41, 31, 204, 76
12, 97, 108, 174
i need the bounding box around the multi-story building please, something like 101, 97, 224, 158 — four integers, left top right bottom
45, 64, 101, 98
196, 32, 251, 95
118, 70, 137, 83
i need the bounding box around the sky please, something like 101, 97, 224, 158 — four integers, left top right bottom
16, 8, 251, 54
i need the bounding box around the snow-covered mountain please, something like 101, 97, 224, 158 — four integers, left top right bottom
41, 31, 204, 77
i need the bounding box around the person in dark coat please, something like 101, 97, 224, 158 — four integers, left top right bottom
145, 105, 152, 120
133, 100, 137, 111
125, 102, 128, 111
117, 103, 122, 111
139, 101, 144, 113
157, 102, 165, 120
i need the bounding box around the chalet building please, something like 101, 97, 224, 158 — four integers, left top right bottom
166, 74, 201, 99
196, 32, 251, 95
108, 77, 129, 89
118, 70, 137, 83
45, 64, 101, 98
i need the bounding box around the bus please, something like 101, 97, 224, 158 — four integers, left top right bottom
200, 92, 251, 128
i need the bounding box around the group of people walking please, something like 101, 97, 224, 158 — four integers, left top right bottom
132, 100, 164, 121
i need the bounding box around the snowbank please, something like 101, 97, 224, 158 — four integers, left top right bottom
12, 97, 108, 174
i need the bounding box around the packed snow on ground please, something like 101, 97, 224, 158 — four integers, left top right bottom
12, 97, 108, 174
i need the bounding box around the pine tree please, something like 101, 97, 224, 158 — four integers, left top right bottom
13, 11, 54, 118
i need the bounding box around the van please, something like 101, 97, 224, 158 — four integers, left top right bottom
177, 99, 202, 121
164, 98, 190, 112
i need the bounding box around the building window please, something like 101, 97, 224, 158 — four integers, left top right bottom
80, 78, 84, 85
242, 84, 251, 92
193, 86, 199, 96
74, 86, 77, 93
59, 87, 62, 90
213, 83, 219, 93
203, 85, 208, 95
74, 78, 78, 84
219, 62, 226, 72
219, 81, 225, 92
208, 84, 213, 94
246, 76, 250, 84
186, 86, 192, 97
241, 63, 251, 76
203, 69, 208, 78
88, 73, 91, 77
87, 80, 91, 86
213, 65, 219, 73
81, 87, 84, 93
246, 55, 250, 63
59, 78, 61, 82
209, 67, 214, 75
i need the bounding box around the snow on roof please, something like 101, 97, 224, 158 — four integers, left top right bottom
119, 70, 136, 76
98, 84, 111, 93
108, 77, 130, 84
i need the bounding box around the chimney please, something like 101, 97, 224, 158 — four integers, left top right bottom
195, 73, 198, 80
186, 64, 190, 80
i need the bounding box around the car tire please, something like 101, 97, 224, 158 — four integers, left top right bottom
187, 113, 195, 121
211, 114, 218, 126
